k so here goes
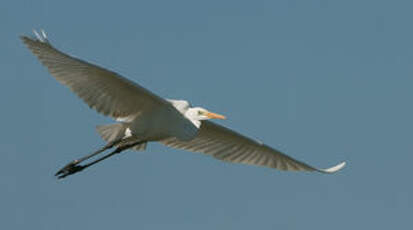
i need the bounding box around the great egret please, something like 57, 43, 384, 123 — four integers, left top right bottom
21, 30, 346, 179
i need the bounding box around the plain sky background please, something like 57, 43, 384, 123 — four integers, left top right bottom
1, 0, 412, 229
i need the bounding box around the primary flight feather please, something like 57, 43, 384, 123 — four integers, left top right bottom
21, 30, 345, 179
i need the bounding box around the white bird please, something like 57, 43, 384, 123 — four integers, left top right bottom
21, 30, 346, 179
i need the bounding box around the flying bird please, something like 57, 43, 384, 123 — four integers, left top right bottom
21, 30, 346, 179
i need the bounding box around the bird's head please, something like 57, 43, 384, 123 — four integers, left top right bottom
186, 107, 226, 127
187, 107, 226, 121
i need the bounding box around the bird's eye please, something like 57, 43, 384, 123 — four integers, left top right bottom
198, 111, 203, 115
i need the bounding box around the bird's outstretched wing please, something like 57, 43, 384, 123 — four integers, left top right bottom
21, 30, 168, 120
161, 121, 346, 173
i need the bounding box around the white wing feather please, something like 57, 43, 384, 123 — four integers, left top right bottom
21, 31, 167, 119
161, 121, 346, 173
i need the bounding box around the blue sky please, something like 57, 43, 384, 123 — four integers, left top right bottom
1, 0, 412, 229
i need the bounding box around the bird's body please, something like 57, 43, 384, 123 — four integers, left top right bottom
118, 99, 195, 142
21, 30, 345, 179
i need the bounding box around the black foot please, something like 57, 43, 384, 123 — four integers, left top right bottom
55, 161, 85, 179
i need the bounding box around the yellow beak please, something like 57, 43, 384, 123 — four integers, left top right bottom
206, 112, 226, 120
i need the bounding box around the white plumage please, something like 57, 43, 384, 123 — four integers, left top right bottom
21, 30, 346, 178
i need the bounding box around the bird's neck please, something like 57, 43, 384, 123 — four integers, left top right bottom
185, 108, 202, 128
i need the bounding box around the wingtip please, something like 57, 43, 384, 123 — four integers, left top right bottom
320, 161, 346, 174
20, 29, 49, 43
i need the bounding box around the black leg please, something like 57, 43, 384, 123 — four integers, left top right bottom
56, 141, 144, 179
55, 141, 118, 177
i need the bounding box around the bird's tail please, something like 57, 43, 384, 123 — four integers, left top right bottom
96, 123, 126, 143
96, 123, 147, 151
